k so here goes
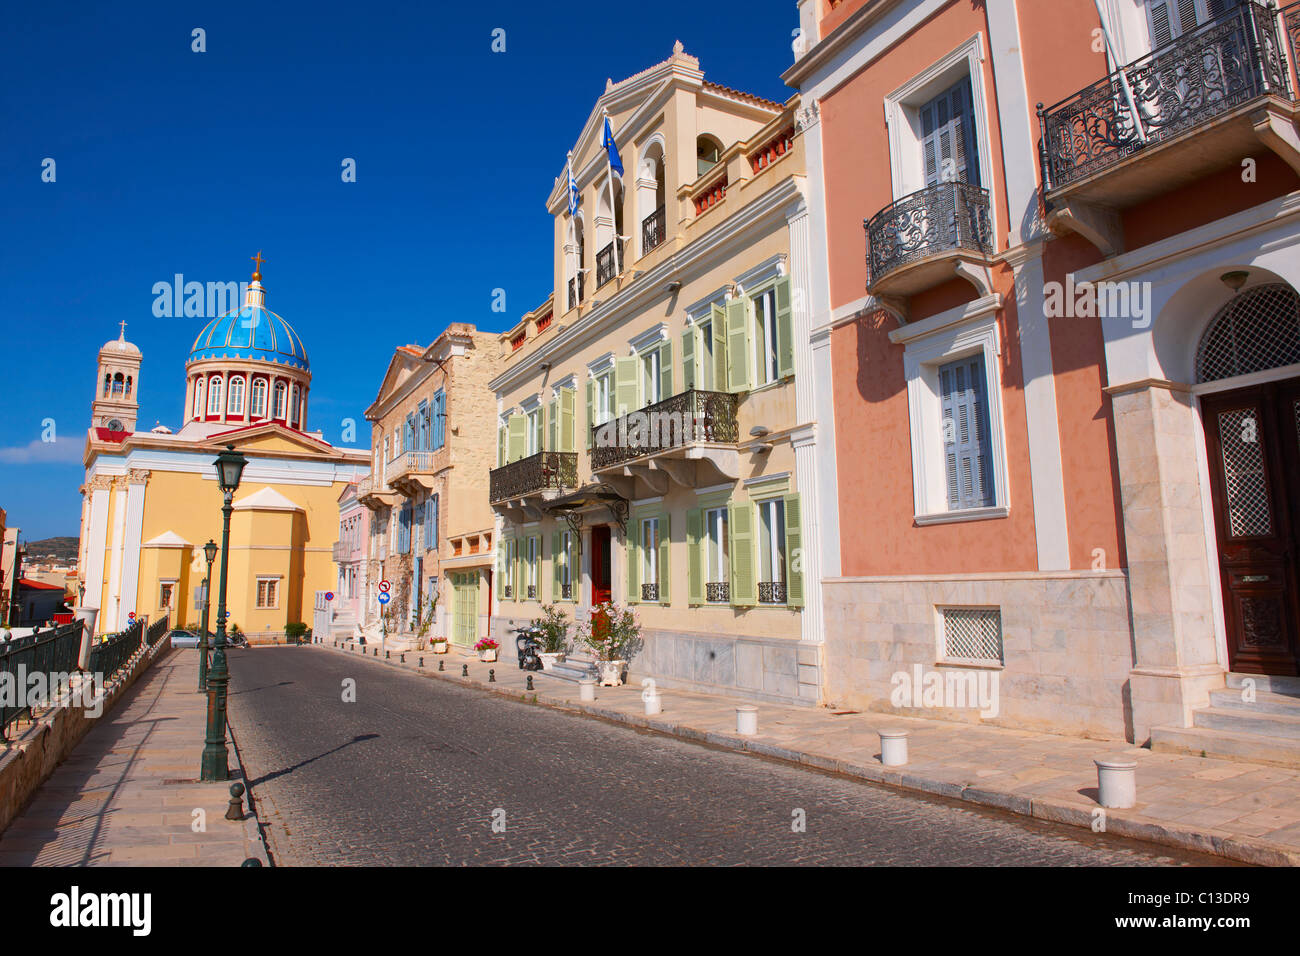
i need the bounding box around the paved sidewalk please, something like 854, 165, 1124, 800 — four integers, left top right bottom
328, 639, 1300, 866
0, 648, 267, 866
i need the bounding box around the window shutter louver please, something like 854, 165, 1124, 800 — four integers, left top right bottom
774, 276, 794, 378
687, 508, 704, 604
559, 387, 575, 452
725, 298, 750, 392
711, 303, 728, 393
941, 355, 995, 510
507, 414, 526, 462
585, 378, 595, 448
547, 398, 558, 452
728, 501, 757, 606
428, 494, 438, 550
434, 390, 446, 448
657, 514, 670, 604
682, 327, 697, 389
615, 355, 639, 415
626, 521, 640, 602
1150, 1, 1174, 46
658, 340, 673, 401
551, 530, 562, 600
784, 493, 804, 608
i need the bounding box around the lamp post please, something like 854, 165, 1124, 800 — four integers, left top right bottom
198, 538, 218, 691
201, 445, 247, 782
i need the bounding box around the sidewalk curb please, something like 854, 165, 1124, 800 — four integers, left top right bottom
318, 640, 1299, 867
225, 723, 271, 867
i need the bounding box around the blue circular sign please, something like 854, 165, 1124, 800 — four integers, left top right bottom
325, 591, 334, 601
377, 592, 390, 605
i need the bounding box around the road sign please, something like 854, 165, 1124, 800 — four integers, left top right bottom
378, 592, 391, 605
325, 591, 334, 601
127, 611, 136, 621
379, 580, 391, 593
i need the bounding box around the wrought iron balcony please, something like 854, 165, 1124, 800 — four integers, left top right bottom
758, 581, 787, 604
595, 238, 625, 288
1039, 1, 1293, 201
489, 450, 578, 503
590, 388, 739, 471
560, 583, 572, 600
527, 585, 537, 600
864, 180, 992, 296
642, 205, 666, 254
641, 583, 659, 602
706, 581, 730, 603
567, 273, 584, 311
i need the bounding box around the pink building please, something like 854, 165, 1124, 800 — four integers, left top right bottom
787, 0, 1300, 763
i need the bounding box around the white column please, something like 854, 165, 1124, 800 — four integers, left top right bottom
118, 475, 147, 626
105, 483, 128, 630
985, 0, 1043, 247
84, 487, 110, 630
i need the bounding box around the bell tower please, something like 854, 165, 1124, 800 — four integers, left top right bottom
93, 321, 142, 433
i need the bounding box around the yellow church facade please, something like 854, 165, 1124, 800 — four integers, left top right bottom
78, 267, 369, 639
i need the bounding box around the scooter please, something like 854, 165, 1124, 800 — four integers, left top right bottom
514, 625, 545, 671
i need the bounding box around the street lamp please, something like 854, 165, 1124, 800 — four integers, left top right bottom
198, 538, 218, 692
201, 444, 247, 782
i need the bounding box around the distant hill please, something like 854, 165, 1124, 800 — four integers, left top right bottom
24, 536, 79, 561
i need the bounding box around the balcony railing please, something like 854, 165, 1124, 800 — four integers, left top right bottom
567, 273, 585, 311
1039, 0, 1291, 193
489, 450, 578, 503
642, 205, 666, 254
332, 540, 349, 562
590, 388, 739, 471
391, 451, 436, 479
758, 581, 787, 604
706, 581, 730, 603
641, 583, 659, 602
864, 180, 992, 289
595, 238, 624, 288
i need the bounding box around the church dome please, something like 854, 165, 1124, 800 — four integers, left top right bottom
187, 280, 309, 373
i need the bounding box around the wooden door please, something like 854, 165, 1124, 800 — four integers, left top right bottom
1202, 379, 1300, 675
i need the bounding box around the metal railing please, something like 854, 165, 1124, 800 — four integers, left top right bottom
595, 239, 625, 288
1039, 0, 1291, 192
642, 205, 666, 254
489, 450, 578, 502
590, 388, 739, 470
332, 539, 350, 562
567, 273, 585, 311
864, 180, 992, 289
391, 450, 437, 481
706, 581, 730, 603
1, 621, 84, 738
146, 614, 170, 646
758, 581, 787, 604
88, 618, 143, 681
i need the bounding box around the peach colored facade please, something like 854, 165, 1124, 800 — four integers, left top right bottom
787, 0, 1300, 754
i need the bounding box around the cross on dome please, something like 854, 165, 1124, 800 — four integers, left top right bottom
250, 250, 266, 281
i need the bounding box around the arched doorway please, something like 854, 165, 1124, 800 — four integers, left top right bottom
1196, 283, 1300, 675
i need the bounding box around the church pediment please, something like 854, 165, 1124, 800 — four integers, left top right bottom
206, 423, 338, 456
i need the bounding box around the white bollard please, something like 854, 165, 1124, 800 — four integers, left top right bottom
1095, 756, 1138, 809
644, 694, 662, 716
879, 729, 909, 766
736, 704, 758, 736
578, 678, 597, 702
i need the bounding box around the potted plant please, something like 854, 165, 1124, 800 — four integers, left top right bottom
475, 637, 499, 663
531, 604, 570, 671
284, 621, 308, 646
575, 602, 642, 686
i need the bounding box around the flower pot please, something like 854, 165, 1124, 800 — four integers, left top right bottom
478, 648, 499, 663
539, 651, 565, 672
432, 640, 449, 655
597, 659, 625, 687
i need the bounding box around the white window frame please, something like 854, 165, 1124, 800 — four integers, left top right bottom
524, 401, 542, 456
527, 536, 538, 593
594, 370, 614, 425
561, 531, 572, 590
193, 380, 204, 418
750, 285, 781, 387
641, 517, 660, 588
884, 33, 998, 252
895, 297, 1011, 525
705, 505, 729, 597
756, 498, 787, 589
273, 381, 286, 419
159, 579, 177, 609
228, 375, 245, 416
256, 576, 280, 610
251, 377, 267, 418
207, 376, 223, 415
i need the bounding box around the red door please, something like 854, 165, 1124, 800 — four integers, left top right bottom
1202, 378, 1300, 676
590, 525, 612, 638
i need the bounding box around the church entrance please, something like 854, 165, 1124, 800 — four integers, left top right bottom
1201, 378, 1300, 676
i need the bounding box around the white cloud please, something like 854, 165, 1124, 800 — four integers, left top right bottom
0, 437, 83, 465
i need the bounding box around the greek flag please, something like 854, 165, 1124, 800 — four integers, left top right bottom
602, 116, 623, 177
567, 153, 579, 217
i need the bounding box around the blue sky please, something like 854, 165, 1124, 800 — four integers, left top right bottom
0, 1, 798, 542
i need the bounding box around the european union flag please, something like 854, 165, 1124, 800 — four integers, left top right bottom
602, 116, 623, 177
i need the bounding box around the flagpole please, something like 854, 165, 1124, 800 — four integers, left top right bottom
603, 110, 622, 277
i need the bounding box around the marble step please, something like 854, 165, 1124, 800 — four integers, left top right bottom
1150, 724, 1300, 769
1207, 688, 1300, 717
1226, 672, 1300, 698
1193, 706, 1300, 740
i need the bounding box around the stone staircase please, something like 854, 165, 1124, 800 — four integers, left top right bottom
1151, 673, 1300, 769
545, 652, 597, 683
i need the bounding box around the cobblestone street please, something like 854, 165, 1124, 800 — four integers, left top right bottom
227, 648, 1228, 866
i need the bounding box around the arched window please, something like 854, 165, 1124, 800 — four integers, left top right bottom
208, 376, 223, 415
193, 379, 204, 418
104, 374, 111, 397
125, 376, 132, 397
696, 135, 722, 177
273, 381, 287, 419
228, 376, 245, 416
290, 385, 300, 427
1196, 283, 1300, 383
251, 378, 267, 418
638, 140, 667, 255
111, 373, 125, 397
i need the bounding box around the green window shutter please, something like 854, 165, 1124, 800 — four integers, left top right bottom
547, 398, 558, 452
560, 388, 576, 452
686, 508, 703, 604
774, 276, 794, 379
497, 426, 506, 467
507, 414, 526, 462
615, 355, 639, 415
658, 340, 673, 400
626, 521, 640, 603
551, 530, 562, 601
725, 298, 750, 392
784, 493, 804, 608
585, 379, 594, 449
682, 326, 697, 390
657, 513, 670, 604
496, 540, 506, 599
711, 303, 728, 393
729, 501, 756, 606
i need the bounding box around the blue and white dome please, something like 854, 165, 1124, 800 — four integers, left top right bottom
187, 281, 309, 373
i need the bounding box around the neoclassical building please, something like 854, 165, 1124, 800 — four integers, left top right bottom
78, 262, 369, 639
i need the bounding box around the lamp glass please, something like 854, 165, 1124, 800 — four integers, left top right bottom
214, 445, 248, 493
204, 539, 218, 564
